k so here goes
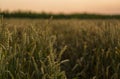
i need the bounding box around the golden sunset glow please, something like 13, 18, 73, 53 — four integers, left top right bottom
0, 0, 120, 14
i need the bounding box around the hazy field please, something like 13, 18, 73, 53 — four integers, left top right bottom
0, 18, 120, 79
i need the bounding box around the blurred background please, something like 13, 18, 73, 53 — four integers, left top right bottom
0, 0, 120, 14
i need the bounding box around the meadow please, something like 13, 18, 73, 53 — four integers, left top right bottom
0, 18, 120, 79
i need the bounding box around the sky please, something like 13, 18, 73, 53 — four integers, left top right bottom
0, 0, 120, 14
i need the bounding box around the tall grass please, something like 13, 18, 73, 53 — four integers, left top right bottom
0, 17, 68, 79
0, 18, 120, 79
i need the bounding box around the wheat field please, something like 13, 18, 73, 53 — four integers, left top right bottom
0, 18, 120, 79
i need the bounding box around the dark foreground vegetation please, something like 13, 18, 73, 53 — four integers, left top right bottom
0, 18, 120, 79
0, 11, 120, 19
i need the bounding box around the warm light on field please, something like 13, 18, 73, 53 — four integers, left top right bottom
0, 0, 120, 14
0, 0, 120, 79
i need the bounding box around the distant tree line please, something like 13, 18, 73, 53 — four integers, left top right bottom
0, 10, 120, 19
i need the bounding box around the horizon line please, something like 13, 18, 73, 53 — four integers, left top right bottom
1, 9, 120, 15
